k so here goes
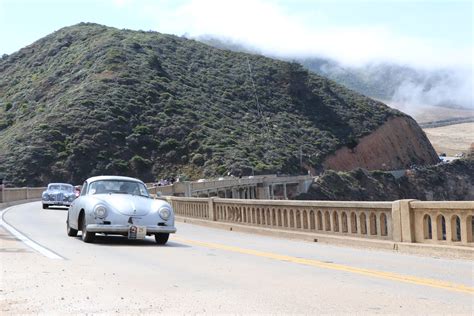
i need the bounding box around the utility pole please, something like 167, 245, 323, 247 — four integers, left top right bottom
299, 146, 303, 173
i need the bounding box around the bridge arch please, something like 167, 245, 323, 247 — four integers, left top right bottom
341, 212, 348, 233
302, 210, 308, 229
436, 214, 446, 240
317, 211, 323, 230
451, 215, 461, 242
350, 212, 358, 234
423, 214, 432, 239
360, 213, 367, 235
283, 209, 289, 227
309, 210, 315, 230
332, 211, 339, 232
369, 212, 377, 235
289, 210, 295, 228
295, 210, 301, 228
324, 211, 331, 231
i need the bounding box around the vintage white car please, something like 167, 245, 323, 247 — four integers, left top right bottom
67, 175, 176, 244
42, 183, 76, 209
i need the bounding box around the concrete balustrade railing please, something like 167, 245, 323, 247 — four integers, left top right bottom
410, 201, 474, 245
0, 187, 47, 203
167, 197, 474, 247
213, 199, 393, 240
170, 197, 210, 220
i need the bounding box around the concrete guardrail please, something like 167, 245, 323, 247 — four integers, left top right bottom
167, 196, 474, 247
0, 187, 46, 203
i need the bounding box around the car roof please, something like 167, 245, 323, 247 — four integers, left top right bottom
48, 183, 73, 186
85, 175, 145, 184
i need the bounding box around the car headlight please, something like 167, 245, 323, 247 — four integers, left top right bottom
94, 205, 107, 218
159, 207, 171, 220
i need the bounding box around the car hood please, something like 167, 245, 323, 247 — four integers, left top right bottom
94, 194, 154, 216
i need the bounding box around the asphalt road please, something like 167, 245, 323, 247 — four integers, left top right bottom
1, 201, 473, 314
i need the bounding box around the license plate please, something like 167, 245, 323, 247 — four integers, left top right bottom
128, 225, 146, 239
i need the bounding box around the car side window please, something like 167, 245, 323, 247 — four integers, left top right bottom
80, 182, 88, 196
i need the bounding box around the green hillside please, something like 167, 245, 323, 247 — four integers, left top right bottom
0, 23, 402, 186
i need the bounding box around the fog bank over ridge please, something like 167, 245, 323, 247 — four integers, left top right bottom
194, 34, 473, 114
165, 0, 472, 112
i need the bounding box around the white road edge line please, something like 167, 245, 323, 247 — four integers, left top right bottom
0, 206, 64, 260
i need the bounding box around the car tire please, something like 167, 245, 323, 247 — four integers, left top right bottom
155, 233, 169, 245
80, 214, 95, 243
42, 204, 48, 209
66, 219, 78, 237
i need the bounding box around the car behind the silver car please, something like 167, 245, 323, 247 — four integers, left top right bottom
42, 183, 76, 209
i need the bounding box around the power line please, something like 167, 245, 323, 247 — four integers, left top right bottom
246, 56, 275, 163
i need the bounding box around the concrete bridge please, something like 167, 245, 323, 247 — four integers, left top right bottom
1, 186, 473, 313
147, 174, 314, 200
3, 185, 471, 255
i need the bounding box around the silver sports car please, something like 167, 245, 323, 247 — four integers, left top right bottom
67, 175, 176, 244
42, 183, 76, 209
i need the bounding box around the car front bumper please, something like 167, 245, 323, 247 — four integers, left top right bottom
43, 201, 73, 206
86, 224, 177, 234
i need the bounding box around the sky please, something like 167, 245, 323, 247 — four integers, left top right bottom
0, 0, 472, 110
0, 0, 472, 70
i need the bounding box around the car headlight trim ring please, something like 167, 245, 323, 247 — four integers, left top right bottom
94, 205, 107, 218
159, 207, 171, 220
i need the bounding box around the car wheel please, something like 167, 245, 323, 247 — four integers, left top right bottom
80, 213, 95, 243
66, 219, 78, 237
155, 233, 169, 245
42, 204, 48, 209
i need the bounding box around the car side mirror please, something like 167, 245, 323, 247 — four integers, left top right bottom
155, 192, 162, 198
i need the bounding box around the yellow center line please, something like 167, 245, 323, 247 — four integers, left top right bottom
173, 236, 474, 295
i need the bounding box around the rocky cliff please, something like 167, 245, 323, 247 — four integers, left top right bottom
322, 116, 439, 171
298, 158, 474, 201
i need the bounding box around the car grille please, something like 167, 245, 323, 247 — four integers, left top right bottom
46, 192, 72, 202
49, 193, 63, 201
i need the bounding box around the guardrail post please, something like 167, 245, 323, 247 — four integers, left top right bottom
208, 197, 216, 221
391, 200, 402, 242
392, 199, 417, 242
184, 182, 192, 197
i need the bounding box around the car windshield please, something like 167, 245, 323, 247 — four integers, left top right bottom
88, 180, 149, 197
49, 184, 73, 192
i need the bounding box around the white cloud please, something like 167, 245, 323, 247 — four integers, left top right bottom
392, 68, 473, 109
137, 0, 472, 70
